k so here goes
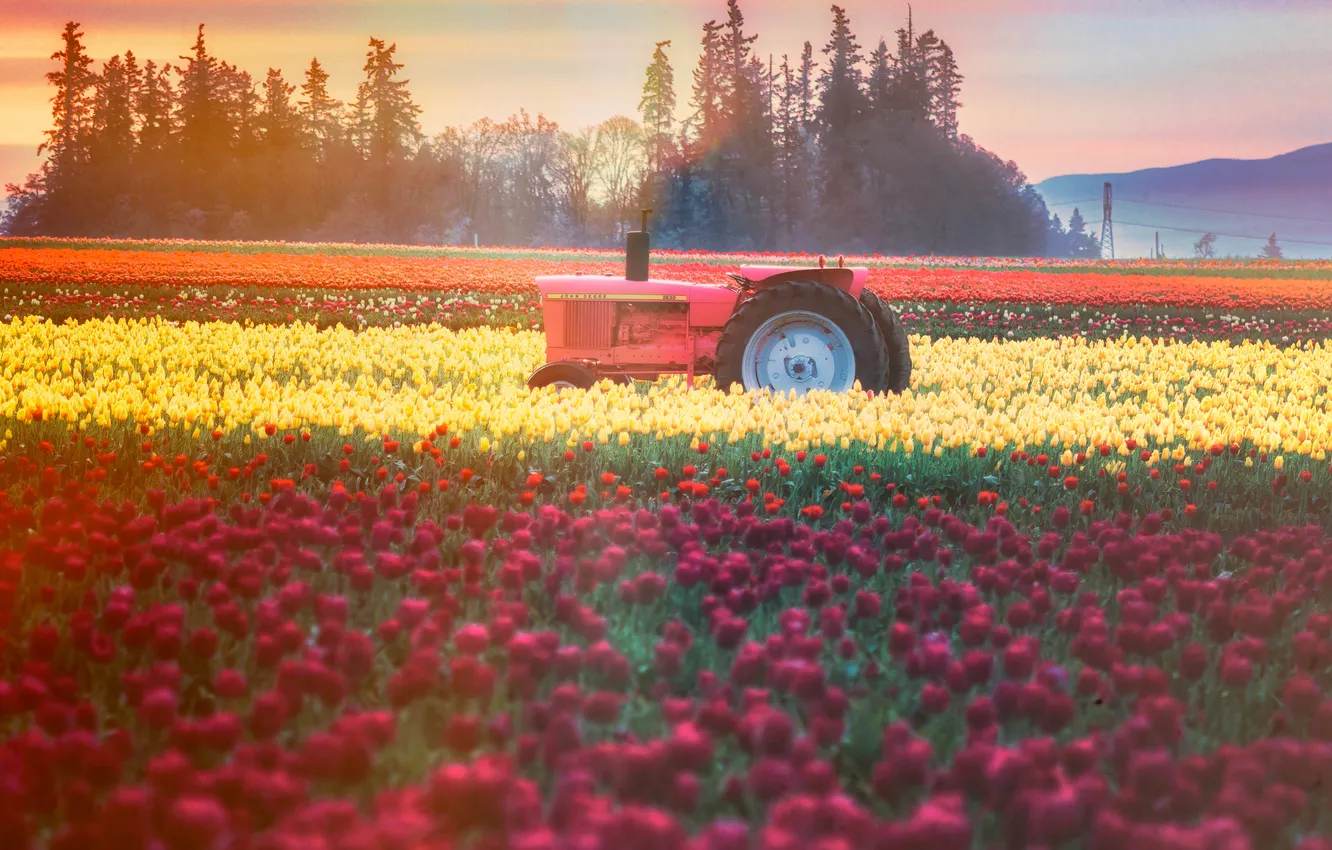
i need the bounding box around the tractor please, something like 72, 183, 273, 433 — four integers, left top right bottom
527, 211, 911, 396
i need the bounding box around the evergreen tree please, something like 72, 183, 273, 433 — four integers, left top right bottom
259, 68, 300, 148
356, 38, 422, 164
136, 60, 173, 157
89, 53, 140, 228
721, 0, 759, 121
175, 24, 233, 215
817, 5, 867, 137
1064, 207, 1098, 258
796, 41, 816, 129
299, 58, 344, 155
1260, 232, 1283, 260
866, 39, 892, 113
683, 19, 727, 246
815, 5, 868, 246
92, 55, 138, 163
773, 54, 805, 241
929, 40, 962, 139
887, 12, 931, 121
716, 0, 772, 245
218, 62, 259, 154
638, 40, 676, 178
689, 20, 726, 156
26, 21, 99, 233
43, 22, 97, 178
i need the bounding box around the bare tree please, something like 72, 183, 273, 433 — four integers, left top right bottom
593, 115, 645, 238
554, 126, 598, 239
433, 118, 505, 236
500, 110, 561, 241
1193, 231, 1217, 259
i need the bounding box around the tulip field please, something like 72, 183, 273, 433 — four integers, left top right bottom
4, 240, 1332, 850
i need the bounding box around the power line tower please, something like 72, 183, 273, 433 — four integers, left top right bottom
1099, 181, 1114, 259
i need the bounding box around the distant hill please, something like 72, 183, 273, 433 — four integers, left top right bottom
1035, 143, 1332, 260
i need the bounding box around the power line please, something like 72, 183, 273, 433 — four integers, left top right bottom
1045, 196, 1332, 226
1044, 197, 1103, 208
1114, 219, 1332, 247
1117, 199, 1332, 226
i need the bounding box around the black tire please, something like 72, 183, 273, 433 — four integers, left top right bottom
858, 290, 913, 394
715, 280, 887, 394
527, 361, 597, 390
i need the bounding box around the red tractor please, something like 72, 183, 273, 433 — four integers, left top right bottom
527, 211, 911, 396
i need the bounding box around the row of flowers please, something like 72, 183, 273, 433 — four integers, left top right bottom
5, 235, 1332, 277
2, 424, 1332, 849
5, 283, 1332, 344
0, 283, 540, 331
6, 247, 1332, 309
3, 320, 1330, 465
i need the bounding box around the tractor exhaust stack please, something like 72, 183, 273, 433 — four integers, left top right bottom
626, 209, 652, 282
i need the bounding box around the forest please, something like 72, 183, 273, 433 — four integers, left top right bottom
3, 3, 1101, 257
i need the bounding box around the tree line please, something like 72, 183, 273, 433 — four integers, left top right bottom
4, 4, 1100, 257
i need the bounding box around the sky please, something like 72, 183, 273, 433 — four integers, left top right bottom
1, 0, 1330, 183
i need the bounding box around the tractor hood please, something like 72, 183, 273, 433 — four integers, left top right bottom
536, 274, 740, 328
535, 274, 738, 304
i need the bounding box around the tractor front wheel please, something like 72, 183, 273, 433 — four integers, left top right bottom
715, 280, 887, 395
527, 361, 597, 391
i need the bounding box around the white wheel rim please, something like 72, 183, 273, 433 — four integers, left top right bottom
741, 310, 855, 394
551, 380, 578, 391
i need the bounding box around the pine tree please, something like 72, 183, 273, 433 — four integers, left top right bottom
689, 20, 726, 156
886, 11, 931, 121
136, 60, 173, 158
817, 5, 867, 136
773, 54, 804, 240
1064, 208, 1098, 258
20, 21, 101, 233
721, 0, 759, 124
796, 41, 816, 129
90, 52, 140, 226
299, 59, 344, 155
866, 39, 892, 113
176, 23, 232, 202
356, 38, 423, 164
93, 54, 137, 159
1260, 232, 1283, 260
259, 68, 299, 148
929, 40, 962, 139
638, 40, 676, 177
42, 22, 97, 175
815, 5, 870, 249
716, 0, 773, 244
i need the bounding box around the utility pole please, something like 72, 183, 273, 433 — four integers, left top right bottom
1099, 181, 1115, 260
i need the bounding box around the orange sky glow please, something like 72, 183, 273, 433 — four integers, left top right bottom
1, 0, 1329, 182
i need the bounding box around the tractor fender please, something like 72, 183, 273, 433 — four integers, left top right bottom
738, 265, 869, 298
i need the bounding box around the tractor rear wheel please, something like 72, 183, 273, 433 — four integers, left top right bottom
715, 280, 887, 395
858, 290, 913, 394
528, 361, 597, 391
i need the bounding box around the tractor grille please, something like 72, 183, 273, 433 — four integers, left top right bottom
564, 301, 617, 349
